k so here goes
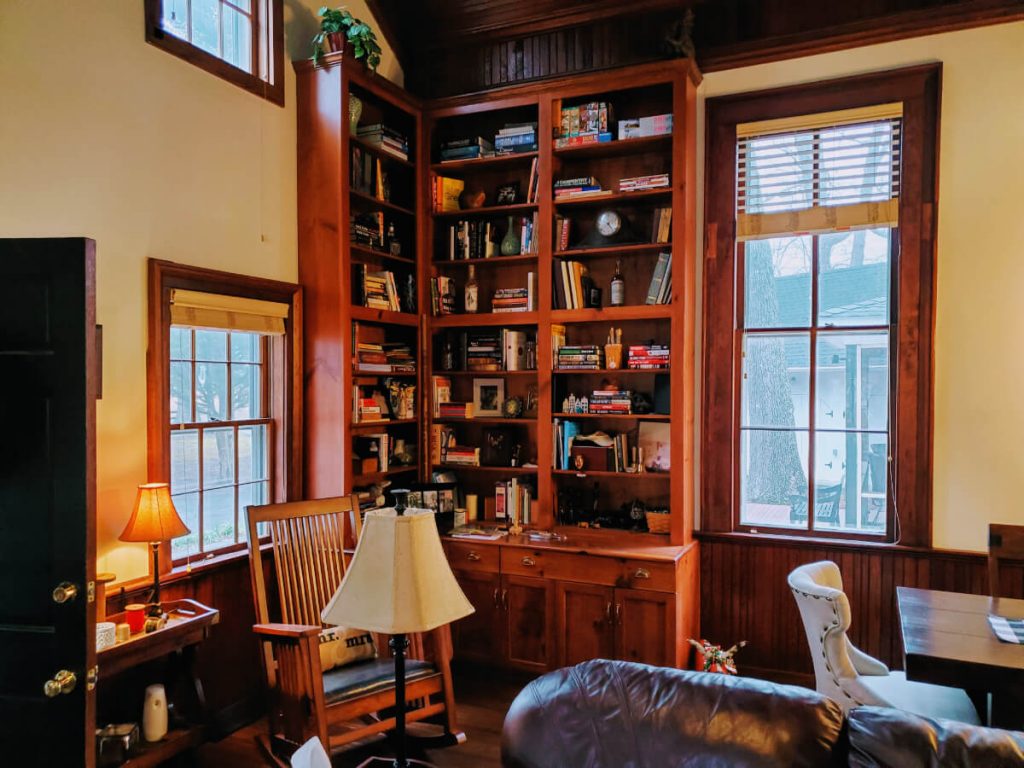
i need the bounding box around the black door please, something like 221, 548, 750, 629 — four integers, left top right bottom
0, 238, 97, 766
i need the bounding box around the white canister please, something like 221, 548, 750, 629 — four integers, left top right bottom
95, 622, 116, 651
142, 684, 168, 742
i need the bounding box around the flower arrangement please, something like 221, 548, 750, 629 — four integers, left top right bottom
688, 638, 748, 675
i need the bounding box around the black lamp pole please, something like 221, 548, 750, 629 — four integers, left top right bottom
391, 489, 410, 768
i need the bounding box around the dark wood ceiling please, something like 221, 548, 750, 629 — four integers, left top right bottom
367, 0, 1024, 97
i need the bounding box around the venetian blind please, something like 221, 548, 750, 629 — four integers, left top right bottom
170, 289, 288, 334
736, 103, 903, 241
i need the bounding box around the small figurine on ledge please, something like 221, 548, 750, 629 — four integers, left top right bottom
688, 638, 748, 675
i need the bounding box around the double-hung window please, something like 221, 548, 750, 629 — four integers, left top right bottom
703, 66, 940, 545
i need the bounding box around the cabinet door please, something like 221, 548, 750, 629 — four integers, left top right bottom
451, 570, 503, 663
556, 582, 614, 667
614, 588, 675, 667
502, 575, 553, 672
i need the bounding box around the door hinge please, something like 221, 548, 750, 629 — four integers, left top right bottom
87, 581, 95, 604
86, 665, 98, 691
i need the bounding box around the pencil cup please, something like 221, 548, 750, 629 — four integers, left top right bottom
605, 344, 623, 370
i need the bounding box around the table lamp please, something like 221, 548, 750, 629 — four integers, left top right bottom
321, 490, 474, 768
118, 483, 190, 615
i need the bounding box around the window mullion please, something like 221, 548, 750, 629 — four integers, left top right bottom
807, 236, 820, 532
197, 423, 205, 554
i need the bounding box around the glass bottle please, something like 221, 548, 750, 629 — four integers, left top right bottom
441, 339, 455, 371
610, 258, 625, 306
464, 264, 479, 314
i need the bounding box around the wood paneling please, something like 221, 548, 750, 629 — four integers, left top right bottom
698, 533, 1024, 681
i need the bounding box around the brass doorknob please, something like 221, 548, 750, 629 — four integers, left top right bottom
44, 669, 76, 698
52, 582, 78, 604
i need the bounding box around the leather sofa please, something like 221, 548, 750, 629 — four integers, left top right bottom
501, 659, 1024, 768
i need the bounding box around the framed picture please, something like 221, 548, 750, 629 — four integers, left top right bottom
495, 181, 520, 205
472, 378, 505, 417
637, 422, 671, 472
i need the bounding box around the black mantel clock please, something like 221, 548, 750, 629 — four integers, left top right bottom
579, 208, 639, 247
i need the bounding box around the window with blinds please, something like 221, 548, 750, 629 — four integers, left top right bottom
736, 103, 902, 241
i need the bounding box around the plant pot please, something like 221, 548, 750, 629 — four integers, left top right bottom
326, 31, 346, 54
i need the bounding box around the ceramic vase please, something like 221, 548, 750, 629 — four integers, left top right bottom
500, 216, 521, 256
349, 94, 363, 134
142, 684, 168, 742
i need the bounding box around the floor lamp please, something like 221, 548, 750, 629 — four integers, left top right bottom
321, 491, 474, 767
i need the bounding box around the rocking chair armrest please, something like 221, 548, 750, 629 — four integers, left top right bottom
253, 622, 322, 639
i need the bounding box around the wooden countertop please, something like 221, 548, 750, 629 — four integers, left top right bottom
444, 526, 696, 562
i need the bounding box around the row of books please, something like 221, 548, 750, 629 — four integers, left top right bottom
651, 207, 672, 243
351, 211, 385, 248
556, 344, 603, 371
351, 147, 386, 199
441, 213, 539, 260
589, 389, 633, 414
552, 259, 594, 310
430, 424, 476, 464
645, 251, 673, 305
620, 173, 669, 192
432, 176, 464, 212
354, 341, 416, 373
553, 421, 631, 472
439, 136, 494, 162
439, 329, 535, 372
358, 264, 403, 312
555, 102, 613, 147
438, 123, 539, 162
495, 479, 533, 525
357, 123, 409, 162
628, 344, 670, 370
353, 432, 395, 472
438, 401, 474, 421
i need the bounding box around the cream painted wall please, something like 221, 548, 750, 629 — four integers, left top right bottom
696, 21, 1024, 552
0, 0, 401, 580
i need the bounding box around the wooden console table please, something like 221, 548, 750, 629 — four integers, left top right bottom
98, 598, 219, 767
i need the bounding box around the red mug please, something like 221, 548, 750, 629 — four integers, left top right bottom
125, 603, 146, 634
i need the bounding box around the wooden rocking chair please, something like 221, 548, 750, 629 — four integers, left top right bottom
246, 496, 464, 762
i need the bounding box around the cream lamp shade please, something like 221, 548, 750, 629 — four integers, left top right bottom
119, 483, 190, 543
321, 507, 474, 634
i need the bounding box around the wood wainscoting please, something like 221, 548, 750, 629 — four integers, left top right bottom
698, 533, 1024, 684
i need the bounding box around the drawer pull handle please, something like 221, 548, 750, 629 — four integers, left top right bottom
521, 556, 536, 567
615, 603, 622, 624
493, 588, 500, 607
466, 552, 481, 561
605, 602, 613, 624
633, 568, 651, 580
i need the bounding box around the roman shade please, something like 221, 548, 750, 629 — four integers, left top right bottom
736, 103, 903, 241
170, 288, 288, 334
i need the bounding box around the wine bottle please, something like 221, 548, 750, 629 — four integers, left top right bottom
464, 264, 479, 313
610, 259, 625, 306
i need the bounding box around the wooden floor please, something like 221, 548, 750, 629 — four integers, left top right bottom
198, 665, 536, 767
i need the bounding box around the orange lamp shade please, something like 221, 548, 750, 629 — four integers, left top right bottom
119, 483, 190, 543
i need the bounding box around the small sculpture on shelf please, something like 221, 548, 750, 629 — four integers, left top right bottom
688, 638, 748, 675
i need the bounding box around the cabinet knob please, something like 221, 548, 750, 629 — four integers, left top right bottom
44, 669, 76, 698
633, 568, 651, 580
52, 582, 78, 604
521, 556, 536, 567
466, 552, 481, 562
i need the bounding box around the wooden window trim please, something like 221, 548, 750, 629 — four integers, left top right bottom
702, 64, 941, 548
143, 0, 285, 107
148, 259, 302, 572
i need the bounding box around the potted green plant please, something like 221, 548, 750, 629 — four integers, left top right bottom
312, 6, 382, 70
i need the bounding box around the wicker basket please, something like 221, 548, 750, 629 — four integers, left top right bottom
646, 511, 671, 534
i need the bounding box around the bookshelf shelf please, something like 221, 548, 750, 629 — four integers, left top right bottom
440, 370, 538, 377
352, 466, 419, 485
552, 133, 672, 158
430, 151, 538, 172
431, 312, 538, 328
551, 469, 671, 480
433, 464, 538, 475
350, 243, 417, 266
553, 188, 671, 208
350, 306, 420, 327
433, 203, 538, 219
552, 367, 669, 375
553, 242, 667, 259
551, 305, 672, 323
432, 254, 538, 267
436, 417, 536, 425
350, 135, 415, 169
552, 413, 670, 421
353, 369, 418, 378
351, 418, 419, 433
350, 189, 416, 217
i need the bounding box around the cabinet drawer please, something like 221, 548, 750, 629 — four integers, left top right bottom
446, 541, 500, 573
619, 560, 675, 593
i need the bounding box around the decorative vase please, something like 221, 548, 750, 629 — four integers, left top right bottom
142, 684, 168, 742
349, 93, 363, 134
500, 216, 521, 256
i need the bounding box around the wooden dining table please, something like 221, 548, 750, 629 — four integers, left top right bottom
897, 586, 1024, 728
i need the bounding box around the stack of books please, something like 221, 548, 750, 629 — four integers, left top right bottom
357, 124, 409, 161
439, 401, 474, 420
619, 173, 669, 192
588, 390, 633, 415
383, 341, 415, 372
432, 176, 464, 212
555, 102, 614, 148
445, 220, 497, 260
495, 479, 534, 524
356, 341, 389, 372
556, 345, 603, 370
628, 344, 670, 370
440, 136, 494, 162
443, 443, 481, 466
351, 212, 384, 248
493, 273, 536, 314
466, 332, 503, 371
644, 252, 673, 305
617, 114, 673, 139
552, 259, 593, 310
429, 275, 456, 316
651, 207, 672, 243
354, 395, 386, 422
554, 176, 606, 200
359, 266, 401, 311
495, 123, 538, 154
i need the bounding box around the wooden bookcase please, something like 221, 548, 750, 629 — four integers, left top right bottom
296, 56, 701, 668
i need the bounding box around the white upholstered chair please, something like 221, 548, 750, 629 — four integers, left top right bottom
787, 560, 980, 724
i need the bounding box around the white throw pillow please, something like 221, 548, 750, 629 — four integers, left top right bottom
318, 626, 376, 672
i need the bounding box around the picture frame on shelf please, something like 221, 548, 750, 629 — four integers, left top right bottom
495, 181, 520, 205
472, 378, 505, 417
637, 421, 671, 472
